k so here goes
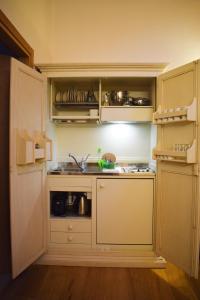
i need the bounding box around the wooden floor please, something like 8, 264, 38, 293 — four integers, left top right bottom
1, 263, 200, 300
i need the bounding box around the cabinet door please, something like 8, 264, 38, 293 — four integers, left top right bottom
10, 58, 46, 278
156, 61, 200, 277
97, 179, 153, 245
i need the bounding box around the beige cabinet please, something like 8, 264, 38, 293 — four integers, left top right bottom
7, 60, 200, 279
50, 219, 91, 245
8, 57, 47, 278
38, 63, 165, 123
48, 176, 93, 249
154, 61, 200, 277
97, 178, 153, 245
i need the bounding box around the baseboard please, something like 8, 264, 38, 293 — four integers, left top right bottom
0, 273, 11, 293
37, 252, 166, 269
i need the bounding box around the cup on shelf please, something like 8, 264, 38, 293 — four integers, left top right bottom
173, 143, 190, 152
168, 117, 173, 122
181, 116, 187, 120
89, 109, 98, 117
175, 107, 181, 112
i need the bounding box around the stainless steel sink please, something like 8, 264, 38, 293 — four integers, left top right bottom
48, 163, 122, 175
48, 167, 82, 175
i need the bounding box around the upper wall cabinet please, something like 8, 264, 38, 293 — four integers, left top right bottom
37, 63, 167, 123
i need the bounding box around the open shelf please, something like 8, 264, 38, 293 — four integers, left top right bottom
54, 102, 99, 108
153, 98, 197, 124
52, 115, 99, 124
153, 140, 196, 163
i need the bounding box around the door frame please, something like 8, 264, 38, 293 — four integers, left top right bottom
0, 9, 34, 67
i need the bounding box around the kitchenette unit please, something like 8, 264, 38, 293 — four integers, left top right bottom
4, 57, 200, 279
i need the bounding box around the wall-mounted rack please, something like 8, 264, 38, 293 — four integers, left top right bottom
153, 98, 197, 124
153, 140, 196, 164
17, 130, 52, 165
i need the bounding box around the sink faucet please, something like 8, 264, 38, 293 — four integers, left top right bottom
68, 153, 90, 171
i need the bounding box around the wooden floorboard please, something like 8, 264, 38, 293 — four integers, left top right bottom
0, 263, 200, 300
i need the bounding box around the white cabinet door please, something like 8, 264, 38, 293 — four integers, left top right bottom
97, 179, 153, 245
10, 58, 46, 278
156, 61, 200, 278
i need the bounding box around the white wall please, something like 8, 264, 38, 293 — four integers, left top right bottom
50, 0, 200, 70
51, 123, 151, 163
1, 0, 200, 69
0, 0, 52, 62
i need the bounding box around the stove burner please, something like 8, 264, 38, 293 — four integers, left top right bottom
122, 167, 154, 174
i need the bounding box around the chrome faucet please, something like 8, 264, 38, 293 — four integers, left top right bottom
68, 153, 90, 171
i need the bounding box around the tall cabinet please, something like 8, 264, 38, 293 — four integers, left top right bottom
8, 57, 49, 278
153, 61, 200, 277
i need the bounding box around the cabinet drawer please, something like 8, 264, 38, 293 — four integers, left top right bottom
48, 177, 92, 190
50, 219, 66, 232
50, 219, 91, 233
50, 232, 91, 244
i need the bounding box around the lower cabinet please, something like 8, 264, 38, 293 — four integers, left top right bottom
50, 219, 91, 245
42, 176, 159, 269
96, 178, 154, 245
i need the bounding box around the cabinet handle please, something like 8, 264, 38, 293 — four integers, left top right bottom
68, 224, 73, 231
99, 183, 105, 188
67, 236, 73, 242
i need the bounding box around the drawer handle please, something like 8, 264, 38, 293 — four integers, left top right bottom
100, 183, 105, 188
68, 224, 73, 231
67, 236, 73, 242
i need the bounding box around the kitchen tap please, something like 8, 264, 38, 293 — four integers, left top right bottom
68, 153, 90, 171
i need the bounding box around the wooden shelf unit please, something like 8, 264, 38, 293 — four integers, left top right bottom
50, 77, 100, 122
48, 76, 156, 123
17, 130, 52, 165
153, 140, 196, 163
153, 98, 197, 124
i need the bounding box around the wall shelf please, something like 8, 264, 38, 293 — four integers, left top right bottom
17, 130, 53, 165
153, 98, 197, 124
153, 140, 196, 163
54, 102, 99, 108
52, 115, 99, 123
34, 131, 53, 161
